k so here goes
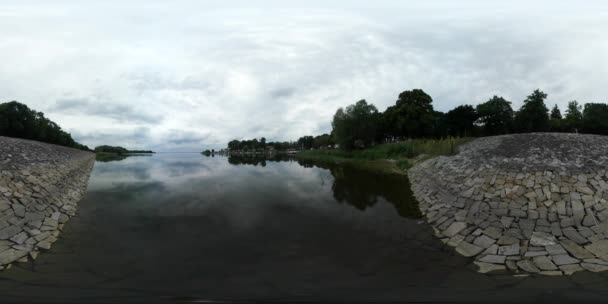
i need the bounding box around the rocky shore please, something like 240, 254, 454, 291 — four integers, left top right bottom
0, 136, 94, 269
409, 133, 608, 275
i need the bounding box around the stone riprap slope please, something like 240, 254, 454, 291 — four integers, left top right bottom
409, 133, 608, 275
0, 136, 94, 269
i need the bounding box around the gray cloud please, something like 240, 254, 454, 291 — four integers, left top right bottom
52, 98, 162, 124
1, 0, 607, 151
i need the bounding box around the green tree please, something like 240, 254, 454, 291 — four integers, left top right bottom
384, 89, 435, 139
549, 104, 563, 131
582, 103, 608, 135
446, 105, 477, 137
476, 96, 514, 135
0, 101, 88, 150
514, 89, 549, 132
550, 104, 562, 120
331, 99, 379, 150
564, 100, 583, 132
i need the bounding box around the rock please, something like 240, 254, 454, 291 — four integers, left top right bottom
483, 244, 499, 255
584, 240, 608, 260
478, 254, 506, 264
559, 264, 584, 275
582, 259, 608, 266
9, 232, 28, 245
447, 234, 465, 247
0, 248, 28, 265
474, 261, 507, 274
552, 254, 581, 266
483, 226, 502, 239
473, 235, 496, 249
545, 244, 568, 256
540, 271, 563, 276
582, 215, 597, 227
533, 255, 558, 270
530, 231, 557, 246
12, 204, 25, 218
497, 235, 519, 245
551, 222, 562, 237
444, 222, 467, 237
498, 243, 520, 256
500, 216, 514, 228
572, 200, 585, 226
0, 226, 22, 240
581, 262, 608, 272
36, 240, 52, 250
517, 260, 540, 273
455, 241, 484, 257
563, 229, 588, 245
524, 251, 548, 257
560, 240, 595, 259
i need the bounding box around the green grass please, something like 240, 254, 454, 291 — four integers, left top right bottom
296, 137, 472, 174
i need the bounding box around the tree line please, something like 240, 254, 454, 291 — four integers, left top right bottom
329, 88, 608, 150
227, 135, 337, 152
0, 101, 91, 151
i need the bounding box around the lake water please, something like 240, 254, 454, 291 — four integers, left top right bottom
0, 153, 606, 302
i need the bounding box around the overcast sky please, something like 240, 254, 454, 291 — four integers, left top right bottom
1, 1, 607, 151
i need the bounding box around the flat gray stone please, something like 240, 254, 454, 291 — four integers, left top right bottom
500, 217, 514, 228
533, 255, 558, 270
0, 248, 28, 265
560, 264, 584, 275
560, 239, 595, 259
584, 240, 608, 260
455, 241, 484, 257
0, 226, 22, 240
474, 261, 507, 273
478, 254, 506, 264
563, 229, 588, 245
552, 254, 581, 266
524, 251, 549, 257
583, 259, 608, 266
545, 244, 568, 256
9, 232, 28, 245
483, 226, 502, 239
473, 235, 496, 249
530, 231, 557, 246
444, 222, 467, 237
497, 235, 519, 245
581, 262, 608, 272
517, 260, 540, 273
498, 243, 520, 256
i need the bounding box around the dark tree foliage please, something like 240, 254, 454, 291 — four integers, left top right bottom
226, 88, 608, 152
514, 89, 550, 132
94, 145, 129, 154
564, 100, 583, 132
476, 96, 514, 135
331, 99, 380, 150
550, 104, 562, 120
446, 105, 477, 137
311, 133, 334, 149
431, 111, 448, 138
228, 138, 298, 151
297, 136, 314, 149
549, 104, 563, 132
383, 89, 435, 139
0, 101, 91, 151
582, 103, 608, 135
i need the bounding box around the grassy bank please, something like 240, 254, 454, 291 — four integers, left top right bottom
296, 137, 472, 174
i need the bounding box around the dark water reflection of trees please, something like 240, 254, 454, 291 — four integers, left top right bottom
229, 155, 421, 218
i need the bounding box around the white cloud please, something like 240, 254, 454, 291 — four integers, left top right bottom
1, 0, 608, 151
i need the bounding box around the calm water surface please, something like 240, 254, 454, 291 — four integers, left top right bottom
1, 153, 607, 303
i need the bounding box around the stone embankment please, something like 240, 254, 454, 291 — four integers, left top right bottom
0, 136, 94, 269
409, 133, 608, 275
